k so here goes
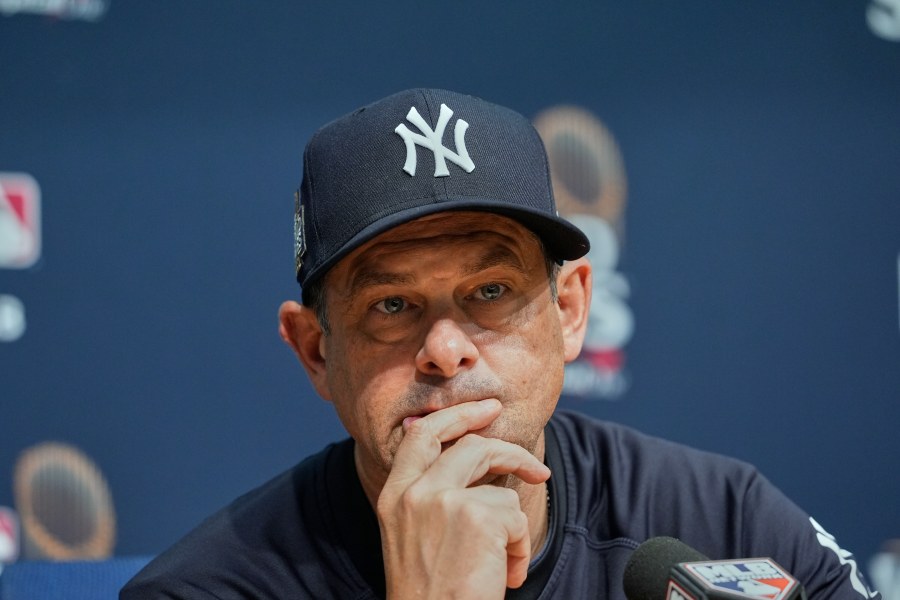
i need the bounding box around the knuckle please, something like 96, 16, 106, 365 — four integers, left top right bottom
456, 500, 487, 528
434, 488, 458, 513
404, 417, 434, 440
454, 433, 485, 451
499, 487, 520, 506
399, 482, 429, 512
514, 509, 528, 532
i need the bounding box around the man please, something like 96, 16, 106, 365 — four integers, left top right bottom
122, 89, 879, 599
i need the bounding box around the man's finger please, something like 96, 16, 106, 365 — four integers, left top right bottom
389, 399, 503, 481
417, 434, 550, 489
456, 486, 532, 590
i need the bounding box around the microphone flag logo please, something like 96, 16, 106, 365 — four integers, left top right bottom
667, 580, 696, 599
0, 507, 19, 564
683, 559, 800, 600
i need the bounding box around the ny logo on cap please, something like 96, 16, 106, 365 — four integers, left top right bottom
395, 103, 475, 177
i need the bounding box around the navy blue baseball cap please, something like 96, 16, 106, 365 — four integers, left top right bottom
295, 88, 590, 303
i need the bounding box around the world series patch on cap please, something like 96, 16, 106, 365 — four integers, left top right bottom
293, 88, 589, 302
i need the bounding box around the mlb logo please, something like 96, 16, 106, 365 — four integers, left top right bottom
0, 173, 41, 269
0, 507, 18, 563
685, 559, 800, 600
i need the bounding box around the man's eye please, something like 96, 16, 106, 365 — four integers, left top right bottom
475, 283, 505, 301
375, 297, 407, 314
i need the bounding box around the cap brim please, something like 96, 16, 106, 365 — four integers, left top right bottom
301, 198, 590, 303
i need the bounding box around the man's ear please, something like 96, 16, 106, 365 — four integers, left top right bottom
278, 300, 332, 401
555, 257, 592, 362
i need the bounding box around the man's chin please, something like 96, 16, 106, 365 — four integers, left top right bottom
475, 472, 516, 488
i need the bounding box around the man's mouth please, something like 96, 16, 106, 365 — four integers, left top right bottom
400, 398, 500, 432
401, 415, 424, 431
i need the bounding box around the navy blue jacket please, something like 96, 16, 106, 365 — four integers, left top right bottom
121, 410, 880, 599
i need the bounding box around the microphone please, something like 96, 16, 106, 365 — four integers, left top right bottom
623, 537, 807, 600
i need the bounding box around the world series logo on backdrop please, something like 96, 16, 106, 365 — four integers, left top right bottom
534, 107, 632, 401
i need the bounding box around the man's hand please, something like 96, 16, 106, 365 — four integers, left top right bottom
376, 399, 551, 599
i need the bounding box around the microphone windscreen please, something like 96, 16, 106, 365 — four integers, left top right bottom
623, 537, 709, 600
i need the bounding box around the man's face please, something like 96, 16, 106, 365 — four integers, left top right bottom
299, 212, 573, 491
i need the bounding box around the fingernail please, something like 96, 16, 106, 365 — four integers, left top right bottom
402, 415, 421, 431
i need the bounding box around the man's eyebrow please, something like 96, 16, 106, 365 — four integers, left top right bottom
348, 270, 416, 296
463, 247, 529, 277
347, 246, 528, 295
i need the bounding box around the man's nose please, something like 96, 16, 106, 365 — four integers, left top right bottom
415, 318, 479, 378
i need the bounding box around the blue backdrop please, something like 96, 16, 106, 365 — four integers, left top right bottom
1, 0, 898, 574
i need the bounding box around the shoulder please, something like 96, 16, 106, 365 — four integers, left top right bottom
547, 411, 881, 599
549, 409, 759, 485
121, 440, 353, 599
548, 410, 774, 545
